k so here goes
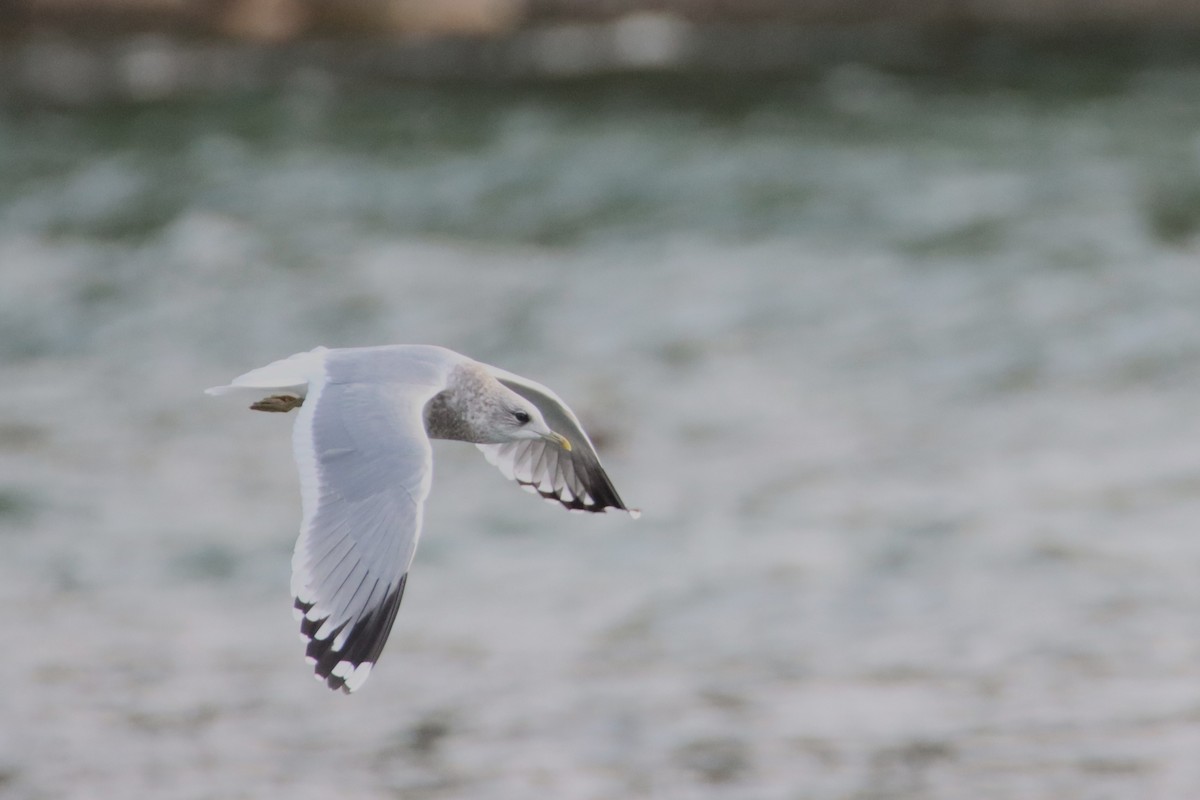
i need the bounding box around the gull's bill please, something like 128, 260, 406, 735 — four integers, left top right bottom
546, 431, 572, 452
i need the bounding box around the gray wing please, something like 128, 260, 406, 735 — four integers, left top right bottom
477, 367, 635, 515
290, 371, 440, 693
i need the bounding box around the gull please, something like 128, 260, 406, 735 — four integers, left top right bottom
207, 345, 635, 693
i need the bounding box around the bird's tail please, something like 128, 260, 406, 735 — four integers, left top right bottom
205, 346, 328, 398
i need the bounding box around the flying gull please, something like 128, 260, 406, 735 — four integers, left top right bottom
207, 345, 636, 693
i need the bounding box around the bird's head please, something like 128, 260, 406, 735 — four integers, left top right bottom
491, 390, 572, 451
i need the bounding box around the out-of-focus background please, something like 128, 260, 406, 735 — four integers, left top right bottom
3, 2, 1200, 799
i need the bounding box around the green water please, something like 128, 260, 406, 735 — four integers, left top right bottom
5, 66, 1199, 252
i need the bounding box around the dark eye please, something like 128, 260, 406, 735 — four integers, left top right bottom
513, 410, 531, 425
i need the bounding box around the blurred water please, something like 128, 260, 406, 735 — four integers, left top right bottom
2, 64, 1200, 799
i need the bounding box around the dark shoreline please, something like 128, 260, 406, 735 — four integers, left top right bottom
3, 22, 1200, 106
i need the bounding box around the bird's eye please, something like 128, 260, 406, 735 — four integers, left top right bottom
513, 410, 531, 425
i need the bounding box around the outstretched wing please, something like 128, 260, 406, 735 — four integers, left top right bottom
477, 367, 636, 516
290, 356, 444, 693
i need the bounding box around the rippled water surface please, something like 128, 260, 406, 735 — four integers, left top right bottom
3, 63, 1200, 799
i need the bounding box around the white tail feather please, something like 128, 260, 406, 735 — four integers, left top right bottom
205, 347, 328, 397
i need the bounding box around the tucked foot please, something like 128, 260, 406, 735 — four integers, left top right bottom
250, 395, 305, 413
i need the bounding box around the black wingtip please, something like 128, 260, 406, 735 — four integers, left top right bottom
295, 574, 409, 693
578, 460, 630, 513
520, 463, 630, 514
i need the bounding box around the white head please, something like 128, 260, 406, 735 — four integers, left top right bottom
434, 365, 572, 450
482, 386, 572, 450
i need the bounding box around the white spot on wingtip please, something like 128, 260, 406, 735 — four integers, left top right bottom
347, 662, 373, 692
291, 572, 312, 600
629, 509, 642, 520
329, 660, 373, 691
314, 619, 337, 641
304, 655, 317, 665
